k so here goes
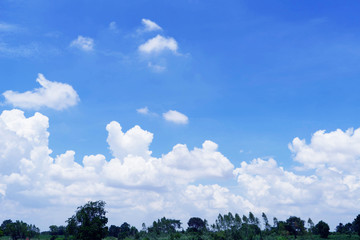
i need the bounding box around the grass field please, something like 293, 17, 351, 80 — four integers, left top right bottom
0, 233, 359, 240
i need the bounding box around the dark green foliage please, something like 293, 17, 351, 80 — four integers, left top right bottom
108, 225, 120, 238
2, 220, 40, 240
1, 219, 13, 236
314, 221, 330, 238
308, 218, 315, 233
353, 214, 360, 236
5, 210, 360, 240
147, 217, 181, 235
285, 216, 305, 238
66, 200, 108, 240
336, 222, 354, 235
187, 217, 207, 233
262, 212, 270, 231
50, 225, 66, 237
117, 222, 138, 240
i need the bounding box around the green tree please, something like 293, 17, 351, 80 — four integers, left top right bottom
314, 220, 330, 238
187, 217, 207, 233
66, 200, 108, 240
353, 214, 360, 236
285, 216, 305, 238
234, 213, 242, 230
307, 218, 315, 233
118, 222, 132, 240
1, 219, 13, 236
49, 225, 59, 236
262, 213, 270, 231
148, 217, 181, 235
108, 225, 120, 238
5, 220, 39, 240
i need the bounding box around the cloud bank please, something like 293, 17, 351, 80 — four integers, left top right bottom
0, 109, 359, 229
3, 74, 79, 110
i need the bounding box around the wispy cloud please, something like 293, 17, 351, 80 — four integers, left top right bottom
141, 19, 162, 32
0, 22, 19, 32
136, 106, 159, 117
70, 35, 94, 51
3, 73, 79, 110
148, 62, 166, 72
0, 42, 39, 58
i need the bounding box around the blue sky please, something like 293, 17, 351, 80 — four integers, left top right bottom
1, 0, 360, 231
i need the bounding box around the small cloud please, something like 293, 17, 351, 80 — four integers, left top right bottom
163, 110, 188, 125
3, 73, 79, 110
138, 35, 178, 54
137, 107, 158, 117
70, 35, 94, 51
137, 107, 149, 115
109, 21, 117, 31
148, 62, 166, 72
141, 19, 162, 32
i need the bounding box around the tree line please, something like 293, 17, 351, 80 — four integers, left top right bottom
1, 200, 360, 240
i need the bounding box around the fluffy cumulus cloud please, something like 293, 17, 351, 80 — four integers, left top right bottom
138, 35, 178, 54
70, 35, 94, 51
2, 74, 79, 110
141, 19, 162, 32
289, 128, 360, 172
163, 110, 188, 124
233, 128, 360, 226
0, 109, 233, 229
1, 109, 360, 229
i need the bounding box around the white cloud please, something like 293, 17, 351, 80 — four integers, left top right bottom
0, 109, 235, 229
232, 127, 360, 226
138, 35, 178, 54
141, 19, 162, 32
3, 74, 79, 110
163, 110, 188, 124
70, 35, 94, 51
106, 121, 154, 161
1, 109, 360, 230
289, 128, 360, 172
137, 107, 149, 115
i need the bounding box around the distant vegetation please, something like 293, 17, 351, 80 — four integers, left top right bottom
1, 200, 360, 240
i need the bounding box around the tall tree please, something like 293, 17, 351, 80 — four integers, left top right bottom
66, 200, 108, 240
314, 221, 330, 238
1, 220, 13, 236
307, 218, 314, 233
108, 225, 120, 238
187, 217, 207, 233
353, 214, 360, 236
262, 213, 270, 231
285, 216, 305, 238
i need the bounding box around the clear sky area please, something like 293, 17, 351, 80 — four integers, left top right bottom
1, 0, 360, 231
